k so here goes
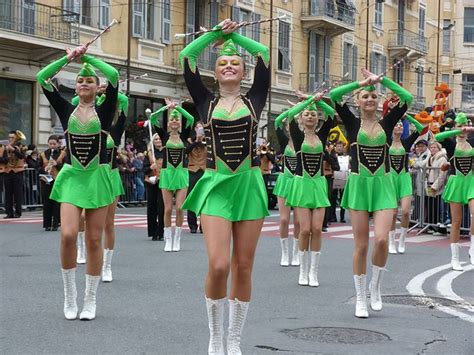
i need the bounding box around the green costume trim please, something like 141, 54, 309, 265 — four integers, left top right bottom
36, 54, 119, 92
174, 106, 194, 128
365, 85, 376, 92
455, 112, 468, 125
118, 92, 129, 115
390, 171, 412, 200
405, 114, 424, 134
381, 77, 413, 106
179, 26, 223, 72
78, 63, 97, 78
36, 55, 68, 92
434, 129, 461, 142
218, 39, 241, 57
149, 105, 194, 128
329, 81, 360, 105
223, 32, 270, 66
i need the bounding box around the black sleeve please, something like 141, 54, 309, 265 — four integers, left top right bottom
185, 140, 200, 154
110, 112, 127, 146
97, 82, 119, 132
440, 137, 456, 159
265, 152, 275, 164
246, 57, 270, 119
183, 58, 214, 123
335, 103, 359, 144
155, 126, 168, 145
180, 117, 193, 143
13, 147, 25, 160
42, 87, 75, 131
143, 156, 152, 175
276, 127, 289, 152
317, 118, 334, 146
402, 131, 420, 152
325, 151, 340, 171
289, 119, 304, 152
380, 103, 408, 142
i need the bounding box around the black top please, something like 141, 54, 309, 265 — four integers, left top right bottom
42, 84, 118, 167
183, 57, 270, 172
440, 138, 474, 176
154, 121, 192, 169
389, 129, 419, 174
143, 148, 165, 177
335, 102, 408, 174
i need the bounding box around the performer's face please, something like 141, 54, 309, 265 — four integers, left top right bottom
393, 122, 403, 136
215, 55, 245, 84
168, 115, 181, 132
357, 90, 378, 112
301, 109, 318, 129
76, 76, 98, 99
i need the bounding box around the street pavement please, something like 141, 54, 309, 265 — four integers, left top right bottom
1, 208, 473, 354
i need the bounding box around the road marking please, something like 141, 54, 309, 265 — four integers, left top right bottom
436, 265, 474, 311
406, 263, 454, 296
405, 235, 446, 243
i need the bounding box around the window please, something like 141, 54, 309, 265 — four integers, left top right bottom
132, 1, 144, 37
99, 0, 110, 29
394, 60, 404, 84
465, 7, 474, 43
370, 52, 386, 93
231, 7, 261, 46
343, 42, 357, 81
462, 74, 474, 108
81, 0, 92, 26
0, 78, 33, 142
374, 2, 383, 29
416, 66, 424, 99
162, 0, 171, 44
418, 6, 425, 38
441, 74, 450, 87
63, 0, 79, 23
278, 20, 291, 72
443, 19, 451, 54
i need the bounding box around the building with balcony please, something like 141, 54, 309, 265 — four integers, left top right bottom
0, 0, 461, 149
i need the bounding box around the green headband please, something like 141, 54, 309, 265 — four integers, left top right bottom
218, 39, 241, 57
364, 85, 376, 92
306, 103, 318, 112
170, 109, 180, 119
77, 63, 97, 78
455, 112, 468, 125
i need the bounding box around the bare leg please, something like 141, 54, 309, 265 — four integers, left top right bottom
229, 219, 264, 301
278, 197, 291, 238
296, 208, 311, 251
399, 196, 411, 228
60, 203, 82, 269
103, 198, 118, 250
201, 214, 232, 299
162, 189, 174, 227
309, 208, 325, 252
84, 206, 108, 276
174, 188, 188, 227
371, 209, 393, 267
449, 202, 462, 244
350, 209, 370, 275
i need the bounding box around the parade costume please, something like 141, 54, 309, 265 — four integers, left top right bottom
144, 147, 165, 240
435, 113, 474, 269
149, 105, 193, 252
180, 29, 270, 355
39, 147, 66, 230
388, 115, 424, 254
1, 136, 26, 218
329, 78, 413, 318
180, 33, 270, 222
274, 127, 299, 266
275, 97, 335, 286
37, 54, 119, 320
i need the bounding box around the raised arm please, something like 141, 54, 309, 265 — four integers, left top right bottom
275, 126, 289, 151
329, 81, 360, 105
405, 114, 424, 134
380, 77, 413, 106
80, 54, 119, 87
175, 106, 195, 129
36, 56, 68, 92
288, 118, 304, 152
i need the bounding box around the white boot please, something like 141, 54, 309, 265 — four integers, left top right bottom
308, 251, 321, 287
369, 265, 385, 311
79, 274, 100, 320
173, 227, 182, 252
290, 237, 300, 266
450, 243, 463, 271
388, 230, 397, 254
61, 268, 78, 320
469, 236, 474, 265
205, 297, 226, 355
227, 298, 249, 355
280, 238, 289, 266
76, 231, 86, 264
398, 227, 407, 253
298, 251, 309, 286
102, 249, 114, 282
164, 227, 172, 252
353, 274, 368, 318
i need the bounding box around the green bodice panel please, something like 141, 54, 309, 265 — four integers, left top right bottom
443, 148, 474, 204
273, 145, 296, 199
159, 140, 188, 192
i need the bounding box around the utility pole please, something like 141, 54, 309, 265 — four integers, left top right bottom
267, 0, 274, 136
365, 0, 369, 68
435, 0, 441, 86
126, 0, 132, 95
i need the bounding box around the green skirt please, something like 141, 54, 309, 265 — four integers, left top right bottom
286, 174, 330, 209
443, 174, 474, 205
51, 163, 115, 209
159, 167, 189, 192
391, 171, 412, 201
273, 173, 294, 199
111, 168, 125, 197
341, 173, 397, 212
182, 167, 269, 222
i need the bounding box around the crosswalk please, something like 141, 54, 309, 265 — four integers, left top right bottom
1, 213, 466, 247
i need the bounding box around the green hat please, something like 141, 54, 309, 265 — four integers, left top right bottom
307, 103, 318, 112
170, 109, 180, 119
218, 39, 241, 57
77, 63, 97, 78
455, 112, 468, 125
364, 85, 376, 92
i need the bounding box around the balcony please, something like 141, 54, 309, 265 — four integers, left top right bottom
299, 72, 349, 93
301, 1, 355, 37
0, 0, 79, 59
411, 96, 426, 112
388, 29, 427, 60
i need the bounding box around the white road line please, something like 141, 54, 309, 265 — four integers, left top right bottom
436, 305, 474, 323
436, 265, 474, 309
327, 226, 354, 233
406, 263, 454, 296
331, 231, 374, 239
405, 235, 446, 243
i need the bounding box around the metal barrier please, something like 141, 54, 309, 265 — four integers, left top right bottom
410, 167, 471, 234
119, 170, 147, 205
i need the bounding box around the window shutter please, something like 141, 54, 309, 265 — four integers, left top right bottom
209, 2, 218, 63
132, 1, 144, 38
352, 45, 358, 80
162, 0, 171, 44
63, 0, 80, 22
380, 55, 387, 93
100, 0, 110, 29
309, 31, 317, 91
252, 13, 261, 42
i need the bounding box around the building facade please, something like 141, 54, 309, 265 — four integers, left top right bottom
0, 0, 462, 149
